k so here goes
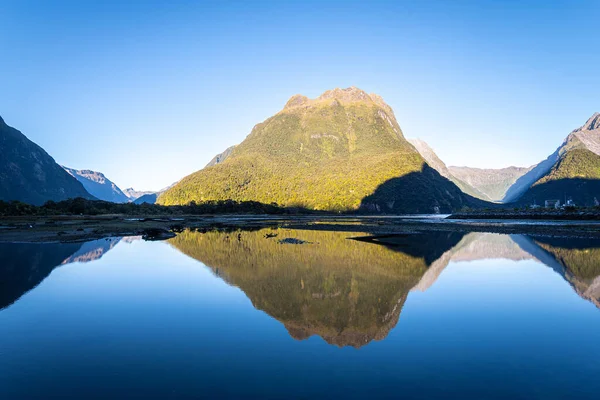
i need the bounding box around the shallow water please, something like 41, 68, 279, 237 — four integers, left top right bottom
1, 229, 599, 399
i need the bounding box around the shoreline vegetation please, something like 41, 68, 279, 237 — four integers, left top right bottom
0, 197, 313, 217
4, 197, 600, 219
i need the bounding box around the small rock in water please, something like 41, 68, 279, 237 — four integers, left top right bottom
278, 238, 310, 245
142, 228, 176, 241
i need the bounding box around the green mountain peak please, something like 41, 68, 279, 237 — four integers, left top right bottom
159, 87, 483, 212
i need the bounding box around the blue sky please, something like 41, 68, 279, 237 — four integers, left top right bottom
1, 0, 598, 191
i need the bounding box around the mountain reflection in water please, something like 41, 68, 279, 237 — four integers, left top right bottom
167, 228, 600, 347
0, 237, 132, 310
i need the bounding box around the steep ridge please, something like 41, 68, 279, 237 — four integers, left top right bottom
408, 138, 492, 201
205, 145, 236, 168
0, 116, 92, 205
159, 87, 486, 213
63, 167, 129, 203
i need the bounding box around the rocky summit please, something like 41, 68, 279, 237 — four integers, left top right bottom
159, 87, 485, 213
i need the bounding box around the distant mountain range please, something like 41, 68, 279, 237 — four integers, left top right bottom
407, 139, 493, 201
123, 188, 155, 201
407, 139, 532, 202
0, 116, 92, 205
448, 166, 532, 202
132, 182, 177, 204
159, 87, 484, 213
408, 112, 600, 206
62, 167, 130, 203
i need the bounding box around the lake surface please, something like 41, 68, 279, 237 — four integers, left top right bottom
1, 228, 599, 399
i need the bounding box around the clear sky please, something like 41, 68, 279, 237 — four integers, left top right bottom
1, 0, 598, 191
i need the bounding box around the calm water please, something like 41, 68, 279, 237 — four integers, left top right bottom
1, 228, 599, 399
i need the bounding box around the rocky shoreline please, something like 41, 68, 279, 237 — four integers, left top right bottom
3, 214, 600, 243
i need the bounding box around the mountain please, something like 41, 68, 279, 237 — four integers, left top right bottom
517, 148, 600, 206
509, 113, 600, 205
448, 165, 532, 202
133, 193, 158, 204
123, 188, 154, 200
133, 182, 177, 204
159, 87, 486, 213
0, 116, 92, 205
63, 167, 129, 203
408, 139, 492, 201
205, 145, 236, 168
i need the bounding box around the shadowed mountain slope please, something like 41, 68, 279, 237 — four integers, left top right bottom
133, 193, 158, 204
408, 138, 491, 201
516, 148, 600, 206
0, 116, 92, 205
